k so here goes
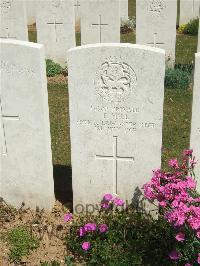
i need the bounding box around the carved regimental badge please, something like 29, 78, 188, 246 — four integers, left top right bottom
95, 58, 137, 102
0, 0, 13, 13
148, 0, 166, 15
51, 0, 61, 8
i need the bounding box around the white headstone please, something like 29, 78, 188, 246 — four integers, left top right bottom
36, 0, 75, 67
0, 39, 55, 210
179, 0, 200, 25
26, 0, 36, 25
68, 43, 165, 213
136, 0, 177, 65
81, 0, 120, 45
120, 0, 128, 20
190, 52, 200, 193
0, 0, 28, 40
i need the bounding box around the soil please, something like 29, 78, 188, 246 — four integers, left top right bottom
47, 74, 67, 84
0, 199, 73, 265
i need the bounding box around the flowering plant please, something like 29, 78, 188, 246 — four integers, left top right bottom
143, 150, 200, 265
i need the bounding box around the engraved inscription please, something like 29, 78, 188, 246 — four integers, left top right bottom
1, 60, 36, 77
148, 0, 166, 14
95, 58, 137, 103
96, 136, 134, 195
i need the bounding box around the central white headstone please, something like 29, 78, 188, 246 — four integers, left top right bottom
136, 0, 177, 65
36, 0, 75, 67
0, 0, 28, 40
190, 52, 200, 193
179, 0, 200, 25
0, 39, 55, 210
68, 44, 165, 212
81, 0, 120, 45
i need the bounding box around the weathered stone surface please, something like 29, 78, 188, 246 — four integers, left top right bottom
0, 39, 54, 210
179, 0, 200, 25
0, 0, 28, 40
68, 43, 165, 213
36, 0, 75, 67
190, 52, 200, 193
136, 0, 177, 65
81, 0, 120, 45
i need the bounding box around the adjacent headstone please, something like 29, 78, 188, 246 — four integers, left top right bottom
179, 0, 200, 25
81, 0, 120, 45
190, 53, 200, 193
68, 44, 165, 213
136, 0, 177, 65
120, 0, 128, 20
36, 0, 75, 67
26, 0, 36, 25
0, 39, 55, 210
0, 0, 28, 40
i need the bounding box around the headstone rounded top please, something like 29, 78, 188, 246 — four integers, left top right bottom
67, 43, 165, 55
0, 39, 43, 49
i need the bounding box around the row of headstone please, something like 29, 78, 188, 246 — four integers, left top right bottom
179, 0, 200, 25
1, 39, 200, 211
2, 0, 199, 67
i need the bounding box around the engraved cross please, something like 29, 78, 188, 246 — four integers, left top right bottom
0, 97, 19, 155
147, 33, 165, 47
74, 0, 80, 11
92, 15, 108, 43
47, 16, 63, 42
95, 136, 134, 195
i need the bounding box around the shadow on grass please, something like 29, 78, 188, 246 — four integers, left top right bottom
53, 165, 73, 211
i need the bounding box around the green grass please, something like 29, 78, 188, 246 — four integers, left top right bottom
162, 89, 192, 169
5, 227, 39, 263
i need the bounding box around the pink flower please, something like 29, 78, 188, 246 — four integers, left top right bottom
169, 250, 181, 260
99, 224, 108, 233
159, 201, 167, 207
169, 159, 179, 168
103, 193, 113, 201
82, 241, 91, 251
84, 223, 97, 232
101, 202, 110, 209
183, 149, 193, 156
64, 213, 73, 222
113, 198, 125, 206
175, 232, 185, 242
185, 263, 192, 266
197, 231, 200, 239
79, 227, 86, 237
198, 253, 200, 264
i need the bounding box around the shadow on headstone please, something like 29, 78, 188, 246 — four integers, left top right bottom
131, 186, 158, 218
53, 165, 73, 211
